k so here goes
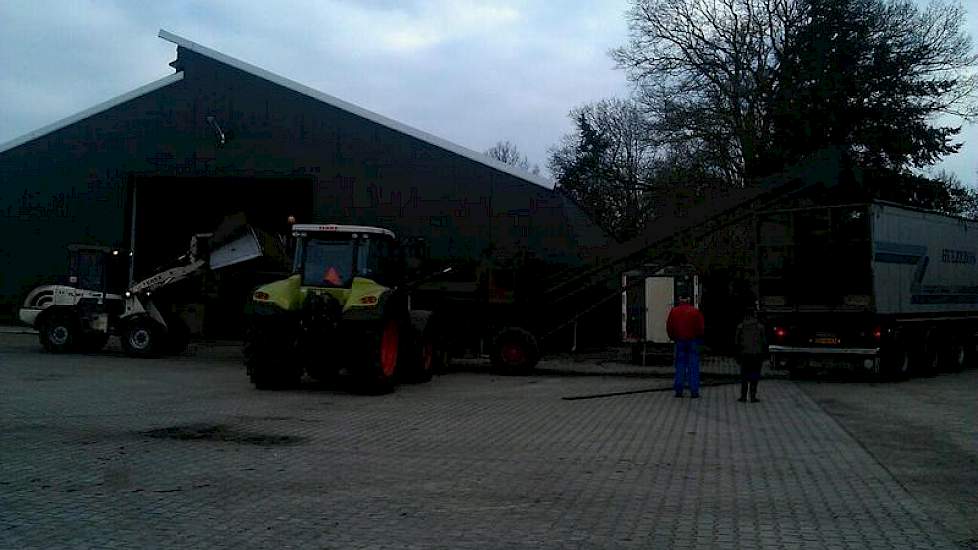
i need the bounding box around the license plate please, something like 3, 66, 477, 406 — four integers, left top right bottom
813, 337, 839, 345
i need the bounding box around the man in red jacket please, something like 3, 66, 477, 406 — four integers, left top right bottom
666, 297, 705, 398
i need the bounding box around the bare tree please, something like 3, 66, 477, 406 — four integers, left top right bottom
612, 0, 977, 183
549, 98, 664, 239
612, 0, 797, 182
485, 141, 540, 174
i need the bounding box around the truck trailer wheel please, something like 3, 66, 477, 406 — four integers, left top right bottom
121, 319, 163, 358
879, 346, 910, 381
490, 327, 540, 374
942, 340, 968, 372
39, 311, 78, 353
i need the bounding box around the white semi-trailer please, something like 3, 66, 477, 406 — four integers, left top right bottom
757, 201, 978, 378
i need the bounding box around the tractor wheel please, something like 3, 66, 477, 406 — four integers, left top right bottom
490, 327, 540, 374
79, 332, 110, 353
401, 312, 439, 384
121, 319, 163, 358
39, 311, 78, 353
402, 330, 435, 384
359, 319, 401, 394
244, 323, 301, 390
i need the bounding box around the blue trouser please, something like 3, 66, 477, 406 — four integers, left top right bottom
673, 339, 701, 395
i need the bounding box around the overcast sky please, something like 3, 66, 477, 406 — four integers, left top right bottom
1, 0, 975, 187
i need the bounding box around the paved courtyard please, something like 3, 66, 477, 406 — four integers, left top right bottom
0, 333, 973, 549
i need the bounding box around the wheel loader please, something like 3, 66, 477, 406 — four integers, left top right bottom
243, 223, 443, 393
18, 214, 284, 357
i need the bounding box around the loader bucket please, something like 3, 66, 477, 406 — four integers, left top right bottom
206, 213, 289, 271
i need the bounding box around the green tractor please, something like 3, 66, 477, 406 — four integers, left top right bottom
243, 223, 442, 393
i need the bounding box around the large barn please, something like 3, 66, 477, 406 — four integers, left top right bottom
0, 30, 611, 336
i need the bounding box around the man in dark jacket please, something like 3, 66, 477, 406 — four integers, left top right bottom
666, 297, 705, 398
734, 307, 768, 402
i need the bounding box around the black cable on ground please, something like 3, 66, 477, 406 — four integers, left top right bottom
562, 380, 741, 401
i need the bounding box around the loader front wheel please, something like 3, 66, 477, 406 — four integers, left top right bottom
39, 311, 78, 353
122, 319, 162, 358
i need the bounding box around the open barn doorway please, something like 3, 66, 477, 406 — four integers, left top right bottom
126, 175, 313, 338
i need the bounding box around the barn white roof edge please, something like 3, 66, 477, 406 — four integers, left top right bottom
157, 29, 553, 189
0, 72, 186, 155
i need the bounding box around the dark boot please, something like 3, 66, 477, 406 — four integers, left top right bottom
738, 381, 748, 402
748, 381, 759, 402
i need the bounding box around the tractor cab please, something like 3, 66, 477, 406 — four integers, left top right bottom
291, 224, 400, 290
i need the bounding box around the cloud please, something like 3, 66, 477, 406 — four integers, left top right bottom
1, 0, 973, 185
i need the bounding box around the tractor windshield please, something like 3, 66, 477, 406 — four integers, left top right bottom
302, 238, 354, 288
299, 233, 398, 288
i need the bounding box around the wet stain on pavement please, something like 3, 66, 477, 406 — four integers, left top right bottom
139, 424, 305, 446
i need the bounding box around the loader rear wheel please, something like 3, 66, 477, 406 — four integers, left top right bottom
122, 319, 162, 358
39, 312, 78, 353
490, 327, 540, 374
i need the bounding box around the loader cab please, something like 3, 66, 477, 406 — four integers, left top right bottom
291, 224, 400, 288
66, 245, 129, 294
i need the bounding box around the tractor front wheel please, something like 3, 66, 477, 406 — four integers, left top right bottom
244, 322, 301, 390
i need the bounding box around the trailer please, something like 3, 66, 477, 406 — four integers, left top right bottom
757, 201, 978, 377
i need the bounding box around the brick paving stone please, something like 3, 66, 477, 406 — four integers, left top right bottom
0, 334, 962, 548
